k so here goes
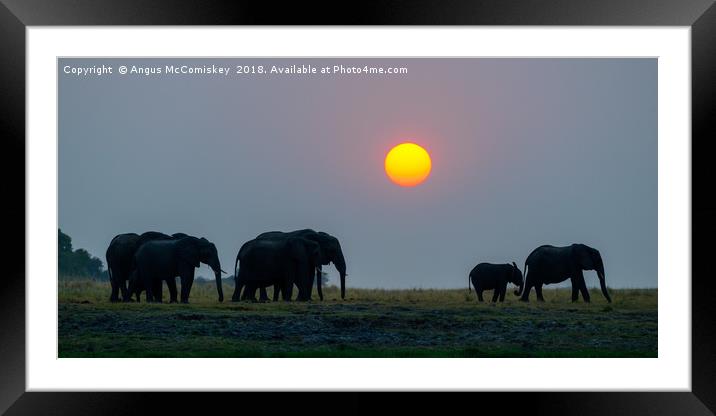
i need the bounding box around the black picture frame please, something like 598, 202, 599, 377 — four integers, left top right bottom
2, 0, 714, 414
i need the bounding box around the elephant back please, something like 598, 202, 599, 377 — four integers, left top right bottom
106, 233, 140, 265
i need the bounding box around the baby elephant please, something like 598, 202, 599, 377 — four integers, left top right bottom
469, 262, 524, 302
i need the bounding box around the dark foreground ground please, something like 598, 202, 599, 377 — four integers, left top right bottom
58, 280, 657, 358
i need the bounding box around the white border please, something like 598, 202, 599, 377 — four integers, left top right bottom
27, 27, 690, 391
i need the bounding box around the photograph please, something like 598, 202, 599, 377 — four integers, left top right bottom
57, 57, 658, 358
3, 0, 711, 411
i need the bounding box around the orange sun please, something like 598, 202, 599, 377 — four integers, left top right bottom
384, 142, 432, 187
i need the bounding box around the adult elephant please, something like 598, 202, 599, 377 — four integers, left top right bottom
231, 237, 322, 302
517, 243, 611, 303
106, 231, 187, 302
256, 229, 347, 300
128, 236, 224, 303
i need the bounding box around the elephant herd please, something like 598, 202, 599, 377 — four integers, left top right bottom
106, 230, 610, 304
105, 229, 347, 304
106, 231, 225, 303
469, 243, 612, 303
232, 229, 347, 302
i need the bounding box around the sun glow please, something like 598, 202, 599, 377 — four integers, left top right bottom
384, 142, 432, 187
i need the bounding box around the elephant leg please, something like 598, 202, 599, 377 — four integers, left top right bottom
179, 268, 195, 303
180, 279, 188, 303
231, 278, 243, 302
571, 278, 580, 302
181, 279, 194, 303
126, 283, 136, 302
304, 268, 315, 301
316, 267, 324, 301
153, 280, 164, 303
272, 284, 280, 302
295, 284, 307, 302
119, 274, 130, 301
477, 289, 484, 302
282, 280, 292, 302
167, 278, 178, 303
242, 283, 257, 302
144, 283, 154, 303
301, 284, 311, 302
305, 267, 314, 301
186, 278, 194, 303
126, 271, 139, 302
259, 287, 269, 302
520, 281, 533, 302
499, 284, 507, 302
109, 275, 120, 302
286, 275, 296, 301
120, 282, 130, 302
576, 272, 590, 302
491, 290, 499, 303
293, 275, 306, 301
535, 284, 545, 302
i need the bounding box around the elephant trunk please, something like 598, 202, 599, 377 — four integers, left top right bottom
208, 258, 224, 302
214, 269, 224, 302
597, 268, 611, 303
333, 252, 347, 300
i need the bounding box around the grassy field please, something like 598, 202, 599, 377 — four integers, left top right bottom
58, 279, 657, 358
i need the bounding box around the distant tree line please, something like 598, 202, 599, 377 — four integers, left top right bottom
59, 229, 107, 279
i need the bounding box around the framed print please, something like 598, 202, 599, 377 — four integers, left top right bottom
2, 0, 715, 413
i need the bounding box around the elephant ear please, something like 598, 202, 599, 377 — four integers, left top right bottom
574, 244, 595, 269
178, 238, 201, 268
287, 238, 305, 261
309, 241, 322, 263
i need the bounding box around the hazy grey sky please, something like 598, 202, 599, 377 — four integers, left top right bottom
59, 58, 656, 289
